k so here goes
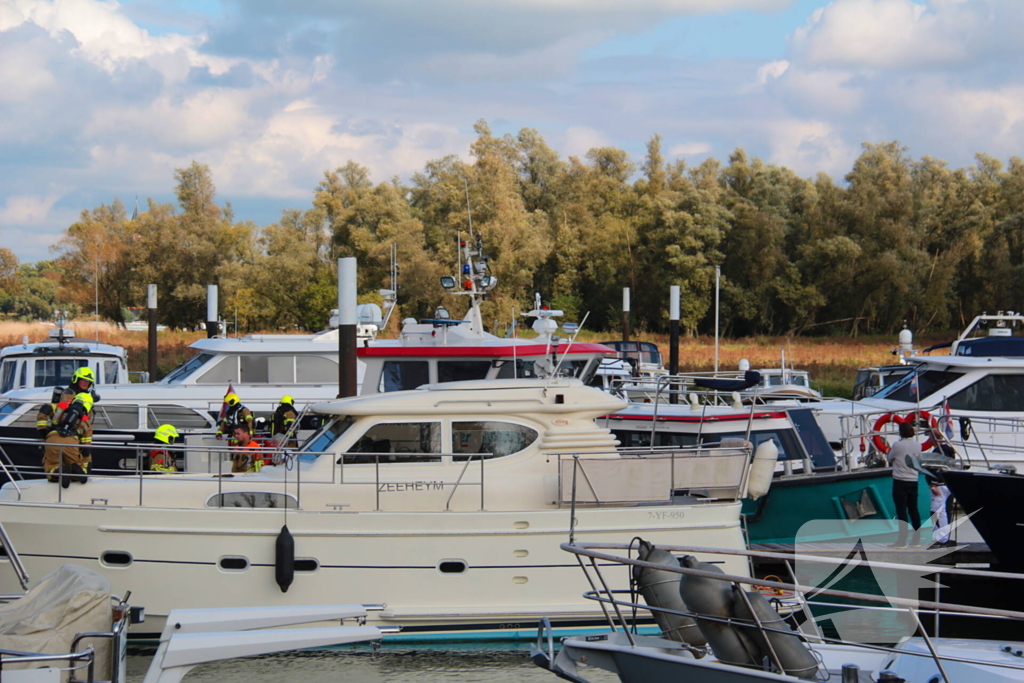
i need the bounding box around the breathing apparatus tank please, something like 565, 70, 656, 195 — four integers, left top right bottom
631, 540, 706, 647
677, 556, 760, 667
56, 401, 87, 437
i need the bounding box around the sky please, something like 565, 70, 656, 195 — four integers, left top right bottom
3, 0, 1024, 262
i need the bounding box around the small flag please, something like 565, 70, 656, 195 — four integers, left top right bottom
942, 399, 954, 439
910, 372, 919, 398
218, 383, 234, 424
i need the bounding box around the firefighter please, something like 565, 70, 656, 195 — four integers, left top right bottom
217, 393, 254, 444
230, 423, 263, 473
150, 424, 180, 473
43, 392, 94, 488
270, 395, 299, 448
36, 366, 98, 437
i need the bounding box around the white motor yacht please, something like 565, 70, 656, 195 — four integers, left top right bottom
0, 261, 612, 474
0, 314, 131, 396
0, 379, 756, 642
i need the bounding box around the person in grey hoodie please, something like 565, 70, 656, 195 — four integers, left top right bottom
888, 421, 923, 547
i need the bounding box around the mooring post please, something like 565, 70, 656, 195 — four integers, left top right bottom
147, 284, 158, 380
206, 285, 219, 338
622, 287, 630, 343
669, 285, 680, 404
338, 257, 358, 398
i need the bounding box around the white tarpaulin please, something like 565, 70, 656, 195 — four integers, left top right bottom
0, 564, 112, 675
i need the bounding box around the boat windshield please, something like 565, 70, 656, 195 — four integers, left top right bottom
0, 401, 22, 418
163, 353, 215, 383
599, 341, 662, 366
300, 418, 355, 462
34, 358, 88, 388
871, 368, 964, 403
0, 362, 14, 393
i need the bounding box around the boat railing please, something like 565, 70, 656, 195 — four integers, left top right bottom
559, 540, 1024, 678
550, 444, 753, 507
0, 435, 757, 512
836, 405, 1024, 469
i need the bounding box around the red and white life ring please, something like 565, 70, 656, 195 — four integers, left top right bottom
871, 410, 938, 454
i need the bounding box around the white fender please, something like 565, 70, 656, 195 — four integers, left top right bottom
746, 439, 778, 500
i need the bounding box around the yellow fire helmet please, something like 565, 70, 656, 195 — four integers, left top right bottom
154, 424, 180, 445
73, 392, 94, 413
225, 393, 241, 406
72, 367, 96, 384
281, 395, 294, 405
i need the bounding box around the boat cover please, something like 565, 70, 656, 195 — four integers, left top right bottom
954, 336, 1024, 356
0, 564, 112, 673
694, 371, 762, 391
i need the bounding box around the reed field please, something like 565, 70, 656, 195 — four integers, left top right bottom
0, 320, 950, 398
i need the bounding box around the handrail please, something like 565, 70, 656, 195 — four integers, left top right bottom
0, 520, 29, 590
565, 541, 1024, 678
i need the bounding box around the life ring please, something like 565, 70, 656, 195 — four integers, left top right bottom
871, 411, 937, 454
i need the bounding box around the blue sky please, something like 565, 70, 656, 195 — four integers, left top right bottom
3, 0, 1024, 263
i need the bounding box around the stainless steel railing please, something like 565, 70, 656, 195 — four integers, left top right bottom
563, 540, 1024, 678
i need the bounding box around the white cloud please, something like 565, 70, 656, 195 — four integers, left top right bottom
0, 191, 63, 225
561, 126, 614, 159
757, 59, 789, 85
669, 142, 712, 155
773, 67, 863, 115
788, 0, 1024, 70
765, 119, 859, 178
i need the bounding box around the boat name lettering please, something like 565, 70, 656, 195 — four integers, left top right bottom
647, 510, 685, 520
377, 481, 445, 493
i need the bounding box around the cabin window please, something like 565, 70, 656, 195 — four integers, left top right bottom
948, 375, 1024, 412
218, 557, 249, 571
296, 356, 337, 383
495, 360, 539, 379
12, 406, 43, 428
707, 430, 804, 460
452, 421, 539, 461
34, 359, 87, 388
437, 361, 492, 383
147, 405, 214, 430
300, 418, 355, 462
92, 405, 140, 430
196, 356, 238, 384
379, 361, 430, 392
207, 492, 298, 508
612, 430, 699, 449
792, 376, 807, 387
344, 422, 442, 463
552, 359, 590, 379
101, 551, 133, 567
0, 363, 14, 394
165, 353, 215, 383
240, 355, 272, 384
0, 402, 22, 418
102, 360, 119, 384
873, 369, 963, 403
18, 362, 27, 389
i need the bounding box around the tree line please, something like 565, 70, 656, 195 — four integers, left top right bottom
2, 120, 1022, 337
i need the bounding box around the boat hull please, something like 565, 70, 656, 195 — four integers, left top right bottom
0, 500, 746, 642
744, 468, 933, 546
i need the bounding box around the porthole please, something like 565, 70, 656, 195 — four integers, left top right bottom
218, 556, 249, 571
438, 560, 467, 574
295, 558, 319, 573
101, 551, 133, 567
